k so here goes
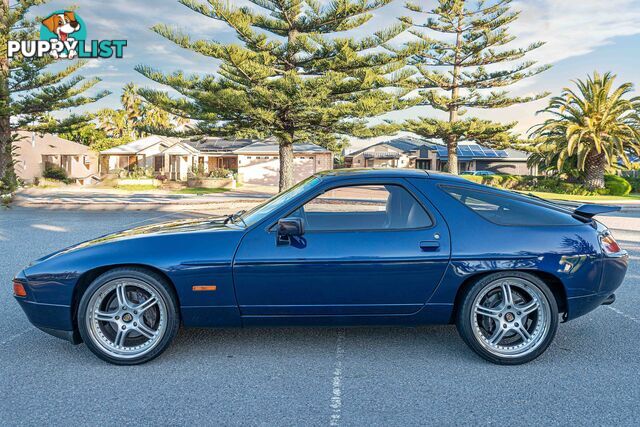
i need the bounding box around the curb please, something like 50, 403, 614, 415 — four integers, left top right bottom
12, 196, 269, 211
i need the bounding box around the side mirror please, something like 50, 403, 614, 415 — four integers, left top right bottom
276, 217, 305, 245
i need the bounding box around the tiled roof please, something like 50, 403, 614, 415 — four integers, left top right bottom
185, 137, 255, 153
347, 138, 422, 157
100, 135, 180, 154
233, 141, 330, 154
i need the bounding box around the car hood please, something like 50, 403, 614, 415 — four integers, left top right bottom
32, 216, 236, 264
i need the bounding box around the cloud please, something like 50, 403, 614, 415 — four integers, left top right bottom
512, 0, 640, 64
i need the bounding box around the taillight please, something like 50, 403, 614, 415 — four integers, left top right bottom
13, 280, 27, 297
600, 233, 622, 255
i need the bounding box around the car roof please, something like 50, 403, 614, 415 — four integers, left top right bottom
317, 168, 470, 183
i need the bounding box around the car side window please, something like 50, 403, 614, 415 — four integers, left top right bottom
296, 184, 433, 231
442, 185, 582, 226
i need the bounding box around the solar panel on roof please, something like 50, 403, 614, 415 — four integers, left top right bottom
458, 146, 473, 157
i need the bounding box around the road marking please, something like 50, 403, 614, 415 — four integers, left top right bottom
31, 224, 67, 232
0, 327, 33, 346
329, 329, 346, 426
607, 306, 640, 324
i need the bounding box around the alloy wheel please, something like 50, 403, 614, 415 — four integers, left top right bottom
470, 277, 551, 358
85, 278, 168, 359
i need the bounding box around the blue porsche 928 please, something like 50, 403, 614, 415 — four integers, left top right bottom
14, 169, 628, 365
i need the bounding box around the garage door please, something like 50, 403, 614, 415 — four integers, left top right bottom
240, 156, 316, 186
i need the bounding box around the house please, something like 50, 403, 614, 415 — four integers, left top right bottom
99, 135, 199, 181
344, 138, 424, 169
185, 137, 255, 171
99, 136, 334, 186
13, 131, 98, 184
344, 136, 536, 175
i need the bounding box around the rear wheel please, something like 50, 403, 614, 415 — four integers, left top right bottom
456, 272, 559, 365
77, 268, 179, 365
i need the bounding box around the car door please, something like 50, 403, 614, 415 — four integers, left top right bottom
232, 178, 451, 316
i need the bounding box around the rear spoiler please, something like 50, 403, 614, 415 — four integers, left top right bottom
574, 204, 621, 218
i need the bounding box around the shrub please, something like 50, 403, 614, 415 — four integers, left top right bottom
129, 166, 154, 179
189, 165, 207, 178
622, 176, 640, 194
461, 175, 483, 184
209, 167, 232, 178
604, 175, 632, 196
43, 164, 68, 181
461, 174, 595, 195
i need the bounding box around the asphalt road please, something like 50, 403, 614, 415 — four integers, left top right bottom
0, 207, 639, 426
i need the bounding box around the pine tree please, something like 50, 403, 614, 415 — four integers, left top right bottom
401, 0, 550, 174
0, 0, 108, 190
136, 0, 416, 190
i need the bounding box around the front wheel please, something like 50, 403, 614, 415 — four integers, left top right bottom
456, 272, 559, 365
77, 268, 180, 365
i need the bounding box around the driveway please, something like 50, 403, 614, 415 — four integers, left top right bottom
0, 207, 639, 425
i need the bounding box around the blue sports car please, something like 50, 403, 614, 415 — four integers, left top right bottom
13, 169, 628, 365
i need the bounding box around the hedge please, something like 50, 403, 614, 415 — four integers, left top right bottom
603, 175, 631, 196
625, 176, 640, 193
461, 174, 633, 196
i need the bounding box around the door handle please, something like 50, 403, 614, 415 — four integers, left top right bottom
420, 240, 440, 251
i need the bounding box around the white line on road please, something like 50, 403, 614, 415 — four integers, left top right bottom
607, 306, 640, 324
0, 327, 33, 346
329, 329, 346, 426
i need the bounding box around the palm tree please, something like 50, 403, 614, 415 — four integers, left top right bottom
96, 108, 129, 139
529, 72, 640, 189
121, 83, 142, 139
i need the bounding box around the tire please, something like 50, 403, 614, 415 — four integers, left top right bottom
77, 267, 180, 365
456, 271, 559, 365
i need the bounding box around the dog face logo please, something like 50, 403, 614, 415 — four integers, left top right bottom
41, 11, 80, 42
40, 10, 86, 59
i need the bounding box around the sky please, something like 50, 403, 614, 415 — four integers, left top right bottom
26, 0, 640, 136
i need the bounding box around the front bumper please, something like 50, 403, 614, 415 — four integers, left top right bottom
14, 297, 81, 344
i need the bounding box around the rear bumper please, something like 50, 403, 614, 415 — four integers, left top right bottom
566, 290, 619, 320
15, 297, 80, 344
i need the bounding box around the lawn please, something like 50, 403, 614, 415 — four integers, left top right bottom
113, 184, 159, 192
522, 191, 640, 202
174, 187, 231, 195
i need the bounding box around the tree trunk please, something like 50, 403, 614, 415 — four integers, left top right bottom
446, 133, 458, 175
446, 11, 463, 175
279, 138, 294, 191
584, 150, 606, 190
0, 0, 14, 189
277, 26, 298, 192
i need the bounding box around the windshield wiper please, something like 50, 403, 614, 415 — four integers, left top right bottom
224, 210, 247, 227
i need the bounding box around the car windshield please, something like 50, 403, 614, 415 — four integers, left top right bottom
232, 175, 323, 227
